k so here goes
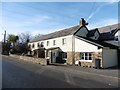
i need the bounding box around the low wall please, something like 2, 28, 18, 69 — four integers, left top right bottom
79, 61, 93, 68
10, 54, 47, 65
79, 59, 102, 68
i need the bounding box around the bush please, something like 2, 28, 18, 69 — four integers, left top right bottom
2, 42, 10, 55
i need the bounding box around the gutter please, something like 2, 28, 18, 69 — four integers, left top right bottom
72, 35, 75, 64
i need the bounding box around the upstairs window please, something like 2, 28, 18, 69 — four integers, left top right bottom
53, 40, 56, 45
37, 43, 40, 47
41, 42, 44, 47
47, 41, 49, 46
62, 38, 66, 45
28, 44, 31, 48
32, 44, 34, 48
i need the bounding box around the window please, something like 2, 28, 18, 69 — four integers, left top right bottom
53, 40, 56, 45
28, 44, 31, 48
41, 42, 44, 47
37, 43, 39, 47
62, 38, 66, 45
47, 41, 49, 46
81, 53, 84, 59
62, 52, 67, 58
32, 44, 34, 48
80, 52, 92, 60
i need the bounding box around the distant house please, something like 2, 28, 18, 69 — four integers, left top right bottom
28, 18, 120, 68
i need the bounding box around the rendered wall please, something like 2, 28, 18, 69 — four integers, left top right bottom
102, 49, 118, 68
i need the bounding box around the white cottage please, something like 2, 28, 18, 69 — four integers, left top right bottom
28, 19, 119, 68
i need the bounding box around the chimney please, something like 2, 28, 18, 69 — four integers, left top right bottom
80, 18, 88, 27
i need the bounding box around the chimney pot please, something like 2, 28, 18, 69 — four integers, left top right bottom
80, 18, 88, 27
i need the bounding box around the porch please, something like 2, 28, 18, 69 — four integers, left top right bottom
45, 47, 67, 65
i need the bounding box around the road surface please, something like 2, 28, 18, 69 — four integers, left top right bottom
2, 55, 119, 88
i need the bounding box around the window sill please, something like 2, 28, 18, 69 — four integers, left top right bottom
80, 60, 92, 62
63, 58, 67, 60
46, 57, 50, 59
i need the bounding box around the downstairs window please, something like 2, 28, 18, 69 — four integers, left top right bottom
80, 52, 92, 60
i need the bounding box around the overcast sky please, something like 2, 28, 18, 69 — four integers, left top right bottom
0, 1, 118, 41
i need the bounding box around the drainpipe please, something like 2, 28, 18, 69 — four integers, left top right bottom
72, 35, 75, 65
117, 48, 119, 67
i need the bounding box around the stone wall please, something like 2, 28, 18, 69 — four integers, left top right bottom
80, 61, 93, 68
10, 54, 47, 65
92, 52, 102, 68
75, 52, 80, 61
67, 52, 74, 65
79, 52, 102, 68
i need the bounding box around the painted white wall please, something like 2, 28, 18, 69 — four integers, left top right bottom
28, 35, 73, 52
102, 49, 118, 68
29, 34, 103, 53
115, 30, 120, 41
75, 37, 102, 52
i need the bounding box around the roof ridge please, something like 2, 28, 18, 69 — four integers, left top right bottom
30, 23, 119, 43
41, 25, 79, 36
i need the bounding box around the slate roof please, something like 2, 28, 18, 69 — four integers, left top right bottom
30, 25, 80, 43
30, 23, 120, 43
98, 32, 115, 41
110, 29, 119, 36
86, 28, 98, 37
98, 23, 120, 33
75, 35, 118, 49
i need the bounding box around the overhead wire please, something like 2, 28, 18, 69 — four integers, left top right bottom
86, 2, 96, 22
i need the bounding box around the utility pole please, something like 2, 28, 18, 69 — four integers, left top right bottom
4, 30, 6, 44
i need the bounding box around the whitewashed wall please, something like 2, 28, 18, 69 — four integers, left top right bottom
102, 49, 118, 68
115, 30, 120, 41
75, 37, 102, 52
28, 35, 73, 52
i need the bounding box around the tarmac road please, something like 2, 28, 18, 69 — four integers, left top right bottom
2, 55, 119, 89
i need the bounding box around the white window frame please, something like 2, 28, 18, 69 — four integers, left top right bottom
62, 38, 66, 45
40, 42, 44, 47
41, 42, 44, 45
47, 41, 49, 46
28, 44, 31, 48
32, 44, 35, 48
53, 40, 56, 45
37, 43, 40, 47
80, 52, 92, 61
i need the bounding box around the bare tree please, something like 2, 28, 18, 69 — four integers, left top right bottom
18, 32, 31, 44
